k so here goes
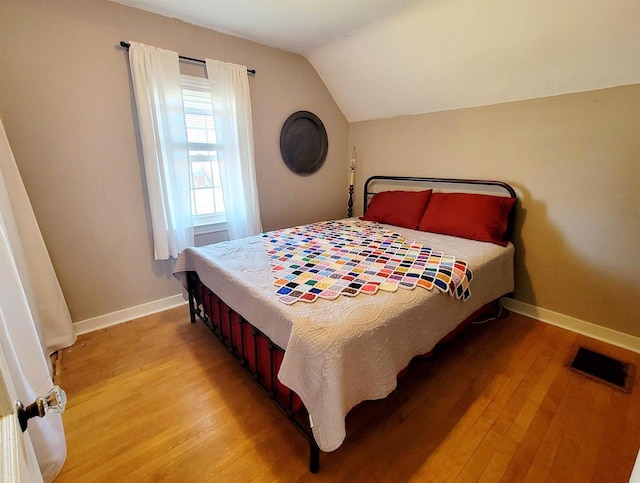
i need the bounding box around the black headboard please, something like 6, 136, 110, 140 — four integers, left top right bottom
363, 175, 518, 239
363, 176, 516, 211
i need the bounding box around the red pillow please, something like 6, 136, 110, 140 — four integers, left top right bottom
418, 192, 516, 246
361, 190, 432, 229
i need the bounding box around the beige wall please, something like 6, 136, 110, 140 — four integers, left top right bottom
0, 0, 348, 322
1, 1, 637, 340
350, 84, 640, 337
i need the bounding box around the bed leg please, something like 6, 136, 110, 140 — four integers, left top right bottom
187, 272, 196, 323
309, 439, 320, 474
188, 293, 196, 323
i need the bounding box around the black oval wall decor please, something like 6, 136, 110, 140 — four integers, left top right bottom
280, 111, 328, 175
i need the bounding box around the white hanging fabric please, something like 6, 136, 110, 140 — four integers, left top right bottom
205, 59, 262, 239
0, 116, 71, 481
0, 120, 75, 354
128, 41, 194, 260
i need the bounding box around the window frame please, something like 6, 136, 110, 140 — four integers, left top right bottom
181, 74, 227, 233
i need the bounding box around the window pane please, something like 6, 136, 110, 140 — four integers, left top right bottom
191, 162, 212, 188
193, 188, 215, 215
184, 114, 217, 144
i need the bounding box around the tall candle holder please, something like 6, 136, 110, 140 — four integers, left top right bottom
348, 147, 356, 217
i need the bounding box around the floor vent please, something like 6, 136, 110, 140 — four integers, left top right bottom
568, 346, 634, 393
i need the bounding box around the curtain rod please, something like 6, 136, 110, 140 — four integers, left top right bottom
119, 41, 256, 76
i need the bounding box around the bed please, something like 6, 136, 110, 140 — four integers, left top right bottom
172, 176, 517, 472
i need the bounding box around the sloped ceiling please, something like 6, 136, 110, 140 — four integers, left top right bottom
111, 0, 640, 122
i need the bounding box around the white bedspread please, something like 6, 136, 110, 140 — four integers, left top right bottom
173, 221, 514, 452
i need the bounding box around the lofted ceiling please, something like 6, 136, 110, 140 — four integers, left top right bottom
111, 0, 640, 122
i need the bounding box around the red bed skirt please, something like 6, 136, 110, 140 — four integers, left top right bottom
187, 270, 502, 471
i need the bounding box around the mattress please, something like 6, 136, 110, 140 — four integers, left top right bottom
173, 220, 514, 452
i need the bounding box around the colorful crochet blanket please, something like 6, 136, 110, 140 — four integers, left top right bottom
262, 220, 473, 305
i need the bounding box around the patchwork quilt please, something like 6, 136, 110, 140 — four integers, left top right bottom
262, 220, 472, 305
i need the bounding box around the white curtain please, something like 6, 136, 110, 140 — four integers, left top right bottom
0, 116, 73, 481
206, 59, 262, 239
128, 42, 193, 260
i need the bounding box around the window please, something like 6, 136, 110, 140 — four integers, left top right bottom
129, 44, 260, 259
181, 75, 226, 228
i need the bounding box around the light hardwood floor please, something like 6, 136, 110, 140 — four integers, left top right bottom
55, 305, 640, 482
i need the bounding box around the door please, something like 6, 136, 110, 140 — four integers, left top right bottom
0, 339, 43, 483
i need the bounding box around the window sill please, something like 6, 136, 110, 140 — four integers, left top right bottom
194, 222, 227, 236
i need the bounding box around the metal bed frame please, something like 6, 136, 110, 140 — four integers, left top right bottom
185, 175, 517, 473
186, 271, 321, 472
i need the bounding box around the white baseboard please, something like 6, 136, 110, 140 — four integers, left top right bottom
73, 293, 640, 354
500, 297, 640, 354
73, 294, 187, 335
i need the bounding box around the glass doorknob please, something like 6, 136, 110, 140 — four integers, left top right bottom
16, 385, 67, 432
